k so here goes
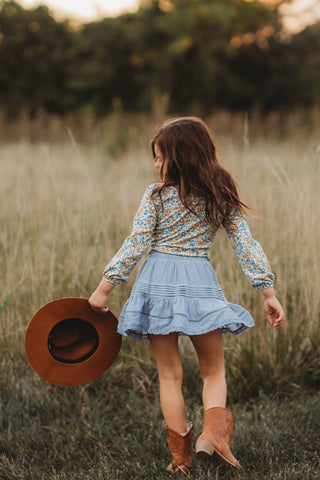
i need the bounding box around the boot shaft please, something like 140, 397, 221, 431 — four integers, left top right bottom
166, 423, 193, 470
196, 407, 241, 469
202, 407, 234, 442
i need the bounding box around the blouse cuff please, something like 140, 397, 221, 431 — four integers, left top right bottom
101, 274, 125, 285
251, 277, 274, 290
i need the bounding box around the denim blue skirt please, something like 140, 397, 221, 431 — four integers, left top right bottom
117, 252, 254, 340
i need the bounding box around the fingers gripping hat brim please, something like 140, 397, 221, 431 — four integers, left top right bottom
25, 298, 122, 386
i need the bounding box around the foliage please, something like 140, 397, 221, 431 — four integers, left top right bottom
0, 0, 319, 118
0, 1, 74, 118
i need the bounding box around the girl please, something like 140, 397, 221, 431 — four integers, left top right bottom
89, 117, 285, 475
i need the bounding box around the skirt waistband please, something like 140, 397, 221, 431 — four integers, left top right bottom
148, 250, 209, 262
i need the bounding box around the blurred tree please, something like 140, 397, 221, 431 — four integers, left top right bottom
266, 22, 320, 110
0, 0, 74, 118
0, 0, 319, 118
69, 0, 282, 114
137, 0, 282, 112
66, 14, 146, 115
227, 20, 320, 112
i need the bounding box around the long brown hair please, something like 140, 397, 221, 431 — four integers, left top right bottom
151, 117, 247, 229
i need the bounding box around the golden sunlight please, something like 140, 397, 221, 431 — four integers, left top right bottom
20, 0, 139, 20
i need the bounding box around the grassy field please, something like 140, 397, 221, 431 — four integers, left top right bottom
0, 113, 319, 478
0, 354, 319, 479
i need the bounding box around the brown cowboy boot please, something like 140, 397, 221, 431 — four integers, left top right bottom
166, 423, 193, 475
196, 407, 242, 469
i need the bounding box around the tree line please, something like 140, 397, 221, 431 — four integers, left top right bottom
0, 0, 319, 119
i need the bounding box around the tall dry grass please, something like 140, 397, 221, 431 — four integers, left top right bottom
0, 115, 319, 398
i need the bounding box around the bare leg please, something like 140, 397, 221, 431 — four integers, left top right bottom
190, 329, 227, 410
149, 333, 187, 433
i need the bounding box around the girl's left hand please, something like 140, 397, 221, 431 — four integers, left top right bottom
263, 295, 285, 330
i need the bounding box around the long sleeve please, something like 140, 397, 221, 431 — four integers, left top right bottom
102, 185, 157, 284
224, 210, 274, 289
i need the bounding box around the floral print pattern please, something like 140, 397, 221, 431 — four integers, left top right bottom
103, 184, 274, 289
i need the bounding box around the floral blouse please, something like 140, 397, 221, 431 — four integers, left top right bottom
103, 184, 274, 289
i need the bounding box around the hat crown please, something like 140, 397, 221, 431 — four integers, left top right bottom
48, 318, 99, 364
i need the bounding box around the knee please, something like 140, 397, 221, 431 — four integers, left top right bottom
158, 363, 183, 385
200, 361, 226, 382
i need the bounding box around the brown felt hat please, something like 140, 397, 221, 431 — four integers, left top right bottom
25, 298, 122, 386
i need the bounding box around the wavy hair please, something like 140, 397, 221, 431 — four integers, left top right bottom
150, 117, 248, 229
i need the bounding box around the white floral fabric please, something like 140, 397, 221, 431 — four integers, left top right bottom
103, 184, 274, 289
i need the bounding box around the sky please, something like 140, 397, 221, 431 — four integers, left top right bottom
280, 0, 320, 31
20, 0, 139, 19
20, 0, 320, 31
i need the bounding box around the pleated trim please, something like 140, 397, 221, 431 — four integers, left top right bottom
132, 281, 226, 300
117, 295, 254, 340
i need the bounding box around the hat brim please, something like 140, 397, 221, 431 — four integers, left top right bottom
25, 298, 122, 386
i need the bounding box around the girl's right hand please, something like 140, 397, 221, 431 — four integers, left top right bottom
88, 280, 115, 315
262, 288, 285, 330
